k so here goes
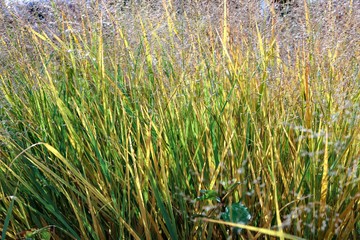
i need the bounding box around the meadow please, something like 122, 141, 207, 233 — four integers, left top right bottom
0, 0, 359, 239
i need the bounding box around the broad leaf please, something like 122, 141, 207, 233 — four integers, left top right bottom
221, 202, 251, 233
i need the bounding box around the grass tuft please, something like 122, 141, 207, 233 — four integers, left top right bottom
1, 0, 359, 239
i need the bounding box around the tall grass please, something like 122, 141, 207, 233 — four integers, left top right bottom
0, 0, 359, 239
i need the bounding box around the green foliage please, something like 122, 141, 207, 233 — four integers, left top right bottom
196, 190, 221, 202
221, 203, 251, 233
0, 1, 359, 240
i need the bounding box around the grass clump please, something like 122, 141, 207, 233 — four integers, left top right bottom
0, 0, 359, 239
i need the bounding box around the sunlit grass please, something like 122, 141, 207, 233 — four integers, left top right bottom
0, 0, 359, 239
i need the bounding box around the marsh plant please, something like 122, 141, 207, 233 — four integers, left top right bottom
0, 0, 359, 239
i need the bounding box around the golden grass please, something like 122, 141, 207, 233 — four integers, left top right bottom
0, 0, 359, 239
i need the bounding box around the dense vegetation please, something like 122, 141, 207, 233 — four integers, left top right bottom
1, 1, 359, 239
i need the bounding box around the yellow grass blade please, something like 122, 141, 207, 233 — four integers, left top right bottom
199, 218, 306, 240
320, 128, 329, 214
